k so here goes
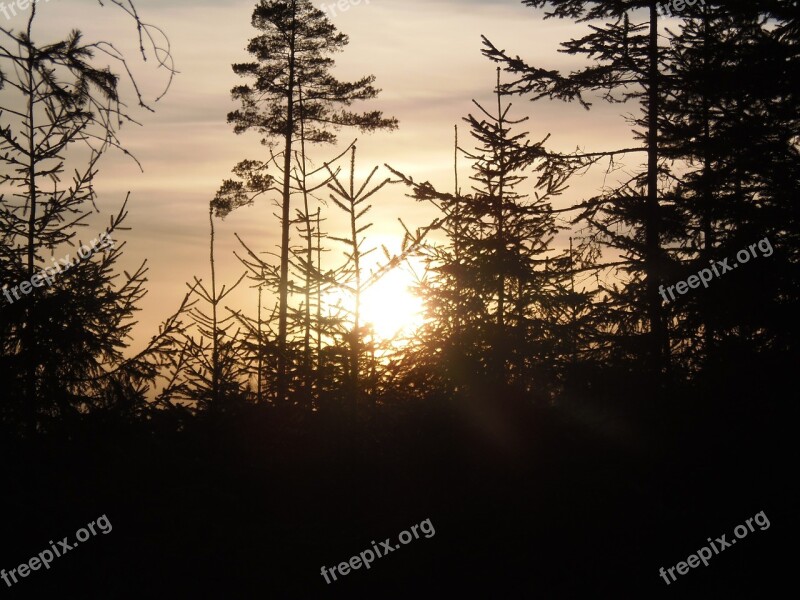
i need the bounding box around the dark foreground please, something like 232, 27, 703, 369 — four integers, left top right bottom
1, 366, 794, 599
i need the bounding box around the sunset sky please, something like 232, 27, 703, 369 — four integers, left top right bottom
4, 6, 790, 595
4, 0, 650, 350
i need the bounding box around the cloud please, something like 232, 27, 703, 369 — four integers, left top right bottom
15, 0, 637, 346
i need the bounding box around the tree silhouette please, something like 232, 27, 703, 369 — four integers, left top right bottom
660, 3, 800, 374
0, 0, 177, 433
483, 1, 673, 390
224, 0, 397, 402
390, 69, 574, 400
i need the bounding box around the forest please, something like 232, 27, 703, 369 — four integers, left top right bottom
1, 0, 796, 597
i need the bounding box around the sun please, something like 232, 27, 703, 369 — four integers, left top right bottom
318, 263, 426, 343
359, 267, 425, 341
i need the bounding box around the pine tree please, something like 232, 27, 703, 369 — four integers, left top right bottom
390, 70, 574, 400
216, 142, 353, 404
224, 0, 397, 402
482, 1, 674, 391
323, 146, 390, 410
0, 1, 177, 432
660, 2, 800, 374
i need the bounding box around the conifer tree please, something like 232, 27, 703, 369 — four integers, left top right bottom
0, 1, 176, 432
390, 70, 574, 399
660, 2, 800, 373
482, 1, 674, 388
224, 0, 397, 402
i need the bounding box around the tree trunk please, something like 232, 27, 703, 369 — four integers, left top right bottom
646, 3, 669, 387
277, 3, 297, 403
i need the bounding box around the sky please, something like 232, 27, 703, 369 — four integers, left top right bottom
2, 0, 648, 352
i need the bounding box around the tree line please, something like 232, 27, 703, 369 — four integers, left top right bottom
1, 0, 797, 435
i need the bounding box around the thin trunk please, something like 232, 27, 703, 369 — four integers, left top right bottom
494, 69, 507, 385
646, 3, 668, 385
349, 149, 360, 411
209, 207, 219, 405
315, 208, 323, 404
277, 1, 298, 403
495, 69, 506, 330
569, 237, 577, 365
700, 10, 715, 365
299, 85, 313, 404
453, 124, 463, 336
257, 283, 263, 403
24, 10, 37, 433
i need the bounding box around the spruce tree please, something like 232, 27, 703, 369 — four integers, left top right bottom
482, 1, 675, 390
224, 0, 397, 402
660, 2, 800, 374
0, 1, 177, 432
390, 70, 574, 399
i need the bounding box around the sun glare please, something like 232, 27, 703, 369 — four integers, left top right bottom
321, 267, 425, 342
360, 268, 425, 341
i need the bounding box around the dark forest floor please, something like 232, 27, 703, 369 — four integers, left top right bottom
1, 369, 795, 599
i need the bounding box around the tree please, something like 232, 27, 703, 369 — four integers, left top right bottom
659, 2, 800, 374
323, 146, 389, 410
389, 70, 575, 401
216, 142, 353, 405
482, 1, 674, 391
161, 201, 249, 414
224, 0, 397, 402
0, 0, 177, 433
